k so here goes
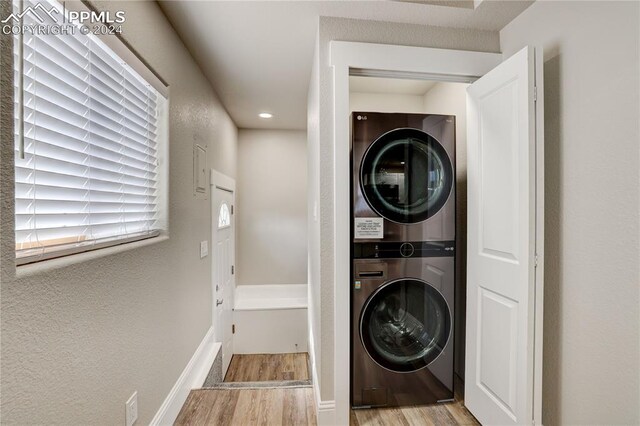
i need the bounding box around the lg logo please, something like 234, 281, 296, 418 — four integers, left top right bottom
356, 115, 368, 121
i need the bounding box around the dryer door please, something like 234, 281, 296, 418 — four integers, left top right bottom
360, 278, 451, 372
360, 128, 453, 224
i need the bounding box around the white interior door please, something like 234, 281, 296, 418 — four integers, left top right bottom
465, 46, 544, 425
213, 184, 235, 378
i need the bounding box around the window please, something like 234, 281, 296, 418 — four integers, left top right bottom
218, 203, 231, 229
13, 0, 168, 265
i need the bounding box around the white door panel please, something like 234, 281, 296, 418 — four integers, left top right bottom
213, 184, 235, 378
465, 46, 543, 425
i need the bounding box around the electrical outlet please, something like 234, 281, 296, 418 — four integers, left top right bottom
200, 240, 208, 258
125, 392, 138, 426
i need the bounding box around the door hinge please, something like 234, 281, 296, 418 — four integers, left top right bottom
232, 324, 235, 334
534, 253, 539, 267
533, 86, 538, 102
231, 205, 234, 215
231, 265, 234, 275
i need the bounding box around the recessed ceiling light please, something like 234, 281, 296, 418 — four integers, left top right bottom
259, 112, 273, 119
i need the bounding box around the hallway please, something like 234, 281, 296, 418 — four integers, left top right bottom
174, 354, 477, 425
175, 353, 314, 425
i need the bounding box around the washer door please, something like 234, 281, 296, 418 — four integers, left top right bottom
360, 128, 453, 223
360, 278, 451, 372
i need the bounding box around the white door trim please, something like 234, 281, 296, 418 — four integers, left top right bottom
532, 46, 545, 425
329, 41, 503, 425
211, 169, 236, 194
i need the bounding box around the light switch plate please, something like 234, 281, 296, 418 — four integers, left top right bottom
200, 241, 208, 258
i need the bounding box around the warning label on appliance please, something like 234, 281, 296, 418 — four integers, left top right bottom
354, 218, 384, 239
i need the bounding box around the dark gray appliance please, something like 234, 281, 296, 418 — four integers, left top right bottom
352, 112, 456, 242
351, 249, 455, 408
351, 112, 456, 408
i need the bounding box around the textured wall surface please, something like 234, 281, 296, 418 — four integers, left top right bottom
350, 92, 426, 114
500, 2, 640, 424
0, 1, 237, 423
310, 15, 501, 402
236, 129, 307, 285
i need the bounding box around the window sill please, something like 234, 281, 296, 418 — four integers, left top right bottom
15, 234, 169, 279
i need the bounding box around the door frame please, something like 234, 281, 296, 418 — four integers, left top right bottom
210, 169, 236, 355
329, 41, 544, 425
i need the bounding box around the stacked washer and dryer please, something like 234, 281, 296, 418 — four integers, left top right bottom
351, 112, 457, 408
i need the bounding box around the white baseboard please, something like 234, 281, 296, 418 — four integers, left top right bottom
308, 324, 337, 425
150, 326, 221, 426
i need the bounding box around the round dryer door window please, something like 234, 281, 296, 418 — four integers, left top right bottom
360, 278, 451, 372
360, 128, 453, 223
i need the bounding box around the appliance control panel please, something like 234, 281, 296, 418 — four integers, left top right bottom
353, 240, 455, 259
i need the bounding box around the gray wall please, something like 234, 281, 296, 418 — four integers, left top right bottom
350, 92, 425, 113
236, 129, 307, 285
500, 2, 640, 425
308, 15, 501, 402
0, 1, 238, 423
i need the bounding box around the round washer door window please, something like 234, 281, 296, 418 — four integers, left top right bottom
360, 278, 451, 372
360, 128, 453, 223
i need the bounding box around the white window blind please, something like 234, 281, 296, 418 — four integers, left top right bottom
13, 0, 168, 264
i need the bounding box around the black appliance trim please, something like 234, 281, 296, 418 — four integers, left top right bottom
353, 240, 455, 259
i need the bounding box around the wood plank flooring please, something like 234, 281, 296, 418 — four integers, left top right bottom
176, 387, 477, 426
174, 387, 316, 426
350, 400, 479, 425
176, 353, 478, 426
224, 353, 309, 382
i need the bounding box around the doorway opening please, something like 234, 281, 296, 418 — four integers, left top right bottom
177, 135, 312, 423
200, 139, 312, 414
330, 42, 543, 426
210, 170, 237, 380
349, 76, 474, 424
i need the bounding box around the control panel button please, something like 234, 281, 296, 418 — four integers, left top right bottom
399, 243, 415, 257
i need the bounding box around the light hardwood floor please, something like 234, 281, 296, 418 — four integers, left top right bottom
175, 387, 477, 426
224, 353, 310, 382
176, 353, 478, 426
350, 400, 479, 425
350, 375, 479, 426
175, 387, 316, 426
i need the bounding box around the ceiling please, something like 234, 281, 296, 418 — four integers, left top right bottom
158, 1, 534, 130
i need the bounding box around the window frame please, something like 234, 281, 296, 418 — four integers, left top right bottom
11, 0, 170, 266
